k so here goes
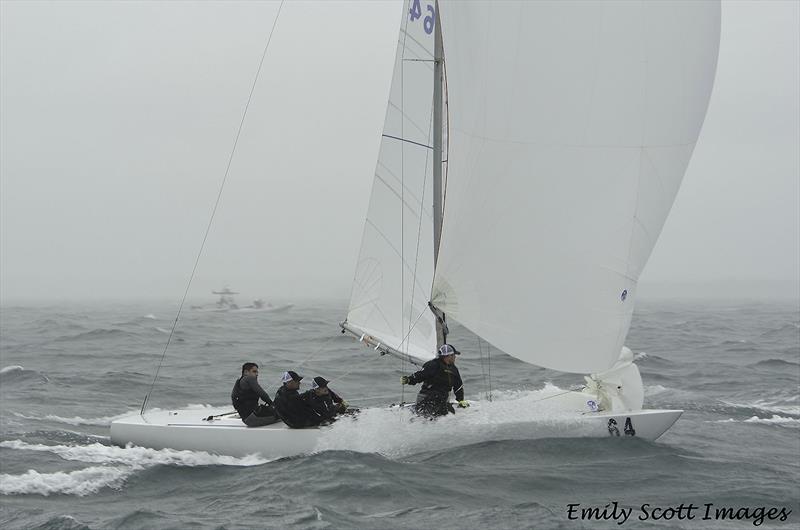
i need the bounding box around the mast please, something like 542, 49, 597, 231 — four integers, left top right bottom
432, 0, 447, 348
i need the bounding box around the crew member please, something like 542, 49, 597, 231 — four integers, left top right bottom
304, 376, 349, 421
231, 362, 279, 427
401, 344, 468, 417
273, 371, 322, 428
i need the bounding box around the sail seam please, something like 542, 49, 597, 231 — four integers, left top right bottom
381, 134, 433, 150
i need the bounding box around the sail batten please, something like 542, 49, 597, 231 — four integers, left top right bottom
346, 0, 438, 361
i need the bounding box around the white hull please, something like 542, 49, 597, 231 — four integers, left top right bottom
111, 408, 319, 459
111, 401, 682, 459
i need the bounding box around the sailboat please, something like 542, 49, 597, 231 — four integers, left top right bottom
111, 0, 720, 457
340, 0, 720, 438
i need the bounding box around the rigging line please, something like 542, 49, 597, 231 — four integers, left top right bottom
399, 4, 411, 403
398, 304, 428, 351
477, 336, 487, 400
531, 385, 586, 403
292, 333, 339, 371
487, 342, 493, 402
405, 85, 436, 373
381, 134, 434, 150
325, 349, 385, 390
140, 0, 286, 416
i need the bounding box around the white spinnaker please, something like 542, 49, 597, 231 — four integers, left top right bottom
347, 0, 438, 361
432, 1, 720, 373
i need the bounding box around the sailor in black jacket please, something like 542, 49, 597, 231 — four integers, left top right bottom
303, 376, 348, 421
231, 362, 279, 427
401, 344, 469, 417
273, 371, 322, 428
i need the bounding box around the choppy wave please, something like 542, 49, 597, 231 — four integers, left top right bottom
721, 397, 800, 418
54, 328, 127, 342
0, 440, 268, 496
0, 365, 49, 384
10, 411, 138, 427
714, 415, 799, 427
743, 415, 800, 426
749, 358, 800, 369
10, 405, 215, 427
0, 465, 136, 496
0, 440, 268, 467
644, 384, 669, 396
758, 322, 800, 339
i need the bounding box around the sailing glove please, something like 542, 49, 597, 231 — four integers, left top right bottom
457, 400, 470, 408
400, 376, 411, 385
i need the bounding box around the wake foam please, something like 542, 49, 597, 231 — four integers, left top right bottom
0, 440, 268, 467
0, 440, 267, 496
315, 385, 598, 458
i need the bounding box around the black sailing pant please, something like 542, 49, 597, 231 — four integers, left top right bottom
414, 390, 455, 417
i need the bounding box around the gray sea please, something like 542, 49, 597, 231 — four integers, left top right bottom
1, 298, 798, 529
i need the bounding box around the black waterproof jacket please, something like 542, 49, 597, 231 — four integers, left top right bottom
274, 385, 321, 428
407, 358, 464, 402
303, 389, 343, 421
231, 375, 274, 420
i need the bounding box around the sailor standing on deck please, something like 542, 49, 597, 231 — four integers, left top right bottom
401, 344, 469, 417
231, 362, 279, 427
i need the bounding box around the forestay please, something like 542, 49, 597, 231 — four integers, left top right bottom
432, 1, 721, 373
346, 0, 439, 361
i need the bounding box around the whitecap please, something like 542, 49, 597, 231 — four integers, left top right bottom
644, 385, 669, 396
721, 398, 800, 417
743, 415, 800, 426
0, 465, 136, 496
0, 365, 24, 374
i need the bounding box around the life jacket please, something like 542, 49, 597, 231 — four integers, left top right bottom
231, 376, 258, 419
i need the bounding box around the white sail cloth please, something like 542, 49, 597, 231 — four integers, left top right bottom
346, 0, 438, 361
432, 1, 720, 373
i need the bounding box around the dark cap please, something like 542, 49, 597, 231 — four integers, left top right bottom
437, 344, 460, 357
311, 376, 329, 390
281, 370, 303, 383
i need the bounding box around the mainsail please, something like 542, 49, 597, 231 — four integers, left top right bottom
430, 1, 721, 373
345, 0, 438, 361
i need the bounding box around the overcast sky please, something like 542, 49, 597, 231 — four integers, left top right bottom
1, 1, 798, 304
